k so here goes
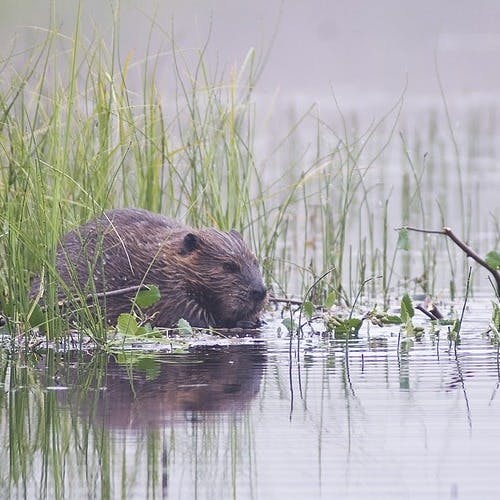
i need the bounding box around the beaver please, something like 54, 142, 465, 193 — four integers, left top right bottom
33, 208, 267, 328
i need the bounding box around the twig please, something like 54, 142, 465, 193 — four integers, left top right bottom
415, 296, 443, 321
415, 304, 440, 321
399, 225, 500, 294
57, 284, 148, 307
268, 296, 304, 307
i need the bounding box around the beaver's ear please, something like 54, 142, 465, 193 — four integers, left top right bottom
229, 229, 243, 241
180, 233, 200, 255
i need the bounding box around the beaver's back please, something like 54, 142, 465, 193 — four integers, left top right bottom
56, 208, 186, 294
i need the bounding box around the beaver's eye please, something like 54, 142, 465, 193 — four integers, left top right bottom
223, 261, 241, 273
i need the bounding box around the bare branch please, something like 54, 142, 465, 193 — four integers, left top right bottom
398, 226, 500, 294
57, 285, 148, 308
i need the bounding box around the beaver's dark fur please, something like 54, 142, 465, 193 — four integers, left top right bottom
34, 208, 267, 328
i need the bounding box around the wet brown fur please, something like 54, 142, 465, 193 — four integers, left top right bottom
35, 208, 267, 328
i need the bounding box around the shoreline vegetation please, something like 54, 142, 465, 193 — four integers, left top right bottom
0, 9, 498, 346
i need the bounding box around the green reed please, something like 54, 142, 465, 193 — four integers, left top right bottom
0, 13, 274, 337
292, 94, 405, 307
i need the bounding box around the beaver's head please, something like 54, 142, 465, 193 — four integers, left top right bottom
176, 228, 267, 328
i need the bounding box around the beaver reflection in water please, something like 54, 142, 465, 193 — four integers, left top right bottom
38, 208, 267, 328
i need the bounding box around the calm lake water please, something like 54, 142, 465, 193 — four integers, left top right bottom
1, 1, 500, 499
1, 0, 498, 295
2, 298, 500, 499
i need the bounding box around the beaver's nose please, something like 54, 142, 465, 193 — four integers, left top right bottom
250, 284, 267, 302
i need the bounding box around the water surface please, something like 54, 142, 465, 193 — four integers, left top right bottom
2, 298, 499, 499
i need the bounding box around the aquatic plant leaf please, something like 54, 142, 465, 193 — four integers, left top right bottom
303, 300, 314, 319
485, 250, 500, 270
400, 294, 414, 322
345, 317, 363, 334
324, 291, 336, 309
413, 327, 425, 339
115, 353, 159, 377
383, 315, 403, 325
333, 318, 363, 339
141, 322, 164, 338
324, 315, 342, 332
177, 318, 193, 336
366, 310, 402, 326
135, 326, 148, 336
134, 285, 161, 308
281, 318, 296, 333
117, 313, 139, 336
397, 228, 410, 251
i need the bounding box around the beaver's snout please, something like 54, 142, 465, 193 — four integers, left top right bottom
250, 284, 267, 303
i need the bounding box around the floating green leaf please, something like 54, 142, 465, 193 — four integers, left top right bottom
332, 317, 363, 339
485, 250, 500, 270
117, 313, 139, 336
134, 285, 161, 308
281, 318, 297, 333
141, 322, 164, 338
177, 318, 193, 336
